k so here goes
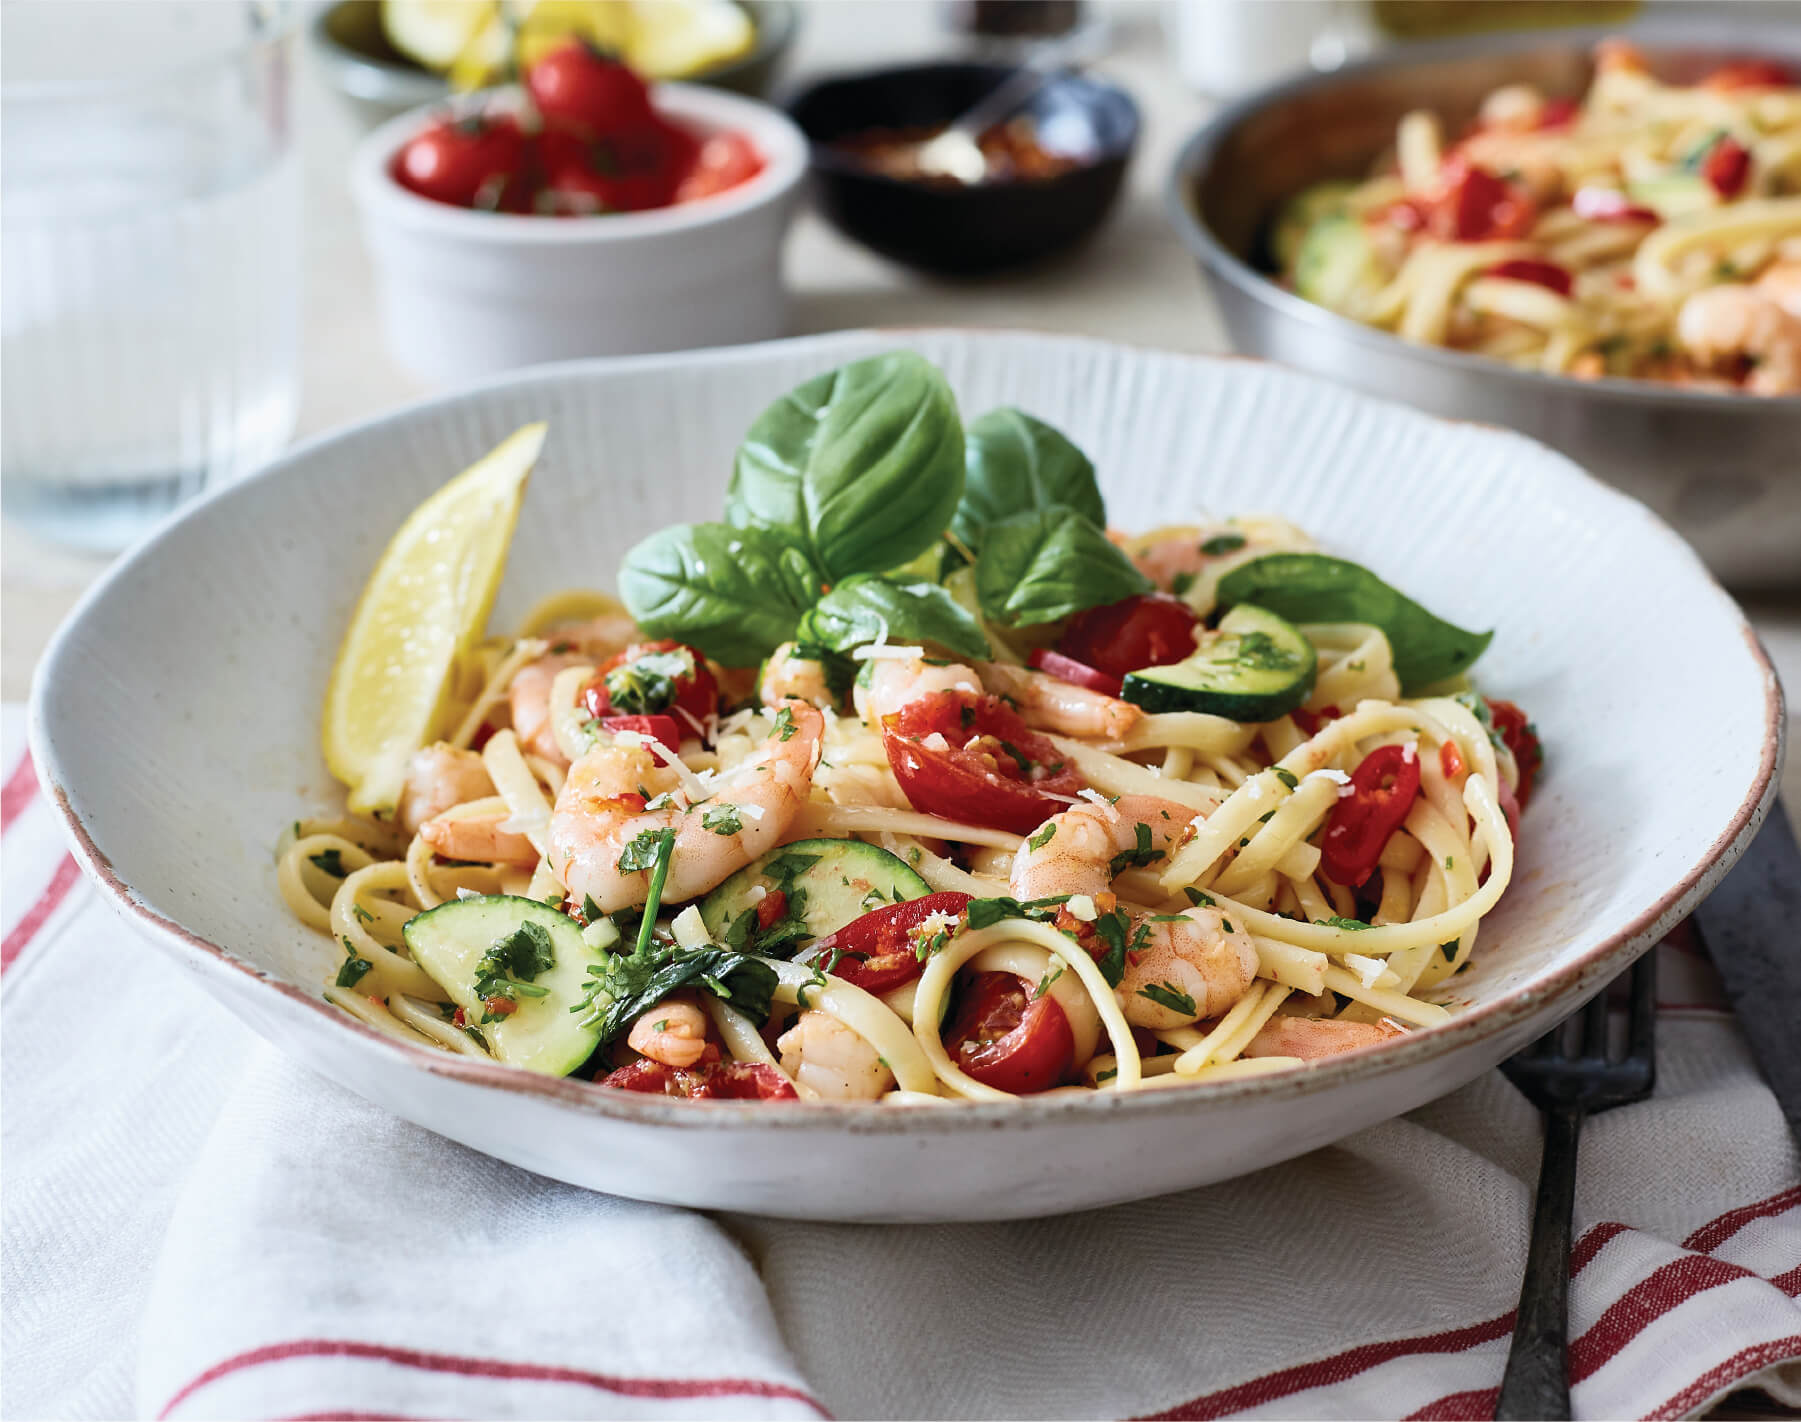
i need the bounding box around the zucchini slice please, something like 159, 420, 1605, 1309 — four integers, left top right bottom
700, 838, 931, 953
1121, 604, 1317, 721
1293, 213, 1382, 315
402, 895, 602, 1076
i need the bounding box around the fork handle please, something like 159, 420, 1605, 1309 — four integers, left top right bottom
1496, 1104, 1585, 1420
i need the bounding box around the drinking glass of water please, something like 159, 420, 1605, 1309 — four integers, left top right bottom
2, 1, 300, 552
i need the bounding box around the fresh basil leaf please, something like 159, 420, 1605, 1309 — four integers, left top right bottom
590, 946, 778, 1046
952, 408, 1105, 551
974, 507, 1151, 628
797, 574, 991, 662
727, 351, 965, 581
1217, 553, 1492, 692
618, 522, 821, 667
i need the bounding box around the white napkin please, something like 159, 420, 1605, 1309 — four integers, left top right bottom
5, 704, 1799, 1420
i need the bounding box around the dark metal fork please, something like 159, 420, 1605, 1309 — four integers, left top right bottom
1494, 953, 1658, 1421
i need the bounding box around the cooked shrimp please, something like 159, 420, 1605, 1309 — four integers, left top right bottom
626, 995, 709, 1069
853, 653, 1140, 740
397, 743, 496, 835
506, 616, 640, 765
1754, 260, 1801, 320
1243, 1016, 1404, 1061
549, 699, 823, 911
1011, 796, 1258, 1029
508, 651, 595, 764
777, 1010, 894, 1100
417, 806, 538, 866
1676, 282, 1801, 395
761, 642, 838, 709
1123, 529, 1207, 592
978, 662, 1141, 740
855, 655, 982, 723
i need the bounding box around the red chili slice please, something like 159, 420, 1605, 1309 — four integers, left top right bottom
1485, 258, 1574, 298
1700, 136, 1751, 199
1428, 157, 1537, 242
1439, 739, 1466, 781
1571, 187, 1659, 224
946, 970, 1076, 1094
1027, 648, 1123, 697
805, 892, 973, 996
598, 714, 683, 754
881, 691, 1084, 836
1320, 743, 1423, 887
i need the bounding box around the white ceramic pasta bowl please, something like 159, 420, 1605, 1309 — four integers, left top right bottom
30, 330, 1783, 1222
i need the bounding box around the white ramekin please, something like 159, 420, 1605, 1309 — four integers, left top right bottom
350, 84, 809, 385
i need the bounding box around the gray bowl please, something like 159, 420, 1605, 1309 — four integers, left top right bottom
1167, 23, 1801, 592
309, 0, 799, 128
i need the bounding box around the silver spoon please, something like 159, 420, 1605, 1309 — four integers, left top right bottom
913, 25, 1108, 184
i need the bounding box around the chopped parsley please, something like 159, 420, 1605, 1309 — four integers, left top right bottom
1170, 571, 1196, 598
1138, 981, 1198, 1017
1027, 822, 1057, 851
1032, 964, 1065, 999
1183, 887, 1216, 907
1107, 822, 1164, 877
617, 826, 677, 874
1440, 940, 1460, 962
309, 848, 348, 878
472, 919, 557, 1020
770, 706, 797, 742
1318, 915, 1372, 931
1201, 532, 1247, 557
350, 902, 375, 924
604, 647, 693, 715
702, 803, 743, 836
334, 936, 372, 989
1273, 767, 1299, 790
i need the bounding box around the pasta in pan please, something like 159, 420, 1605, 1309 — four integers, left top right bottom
1272, 40, 1801, 393
282, 353, 1541, 1104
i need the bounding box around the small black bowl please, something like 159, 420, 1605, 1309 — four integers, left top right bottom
786, 62, 1139, 276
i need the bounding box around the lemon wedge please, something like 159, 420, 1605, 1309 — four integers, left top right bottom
322, 423, 546, 817
625, 0, 754, 79
382, 0, 501, 72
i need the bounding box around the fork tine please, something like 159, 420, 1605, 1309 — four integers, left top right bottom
1626, 952, 1657, 1061
1581, 987, 1611, 1060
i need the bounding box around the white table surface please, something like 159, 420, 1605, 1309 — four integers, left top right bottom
2, 0, 1794, 814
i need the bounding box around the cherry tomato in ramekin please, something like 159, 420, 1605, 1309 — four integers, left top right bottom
394, 113, 530, 210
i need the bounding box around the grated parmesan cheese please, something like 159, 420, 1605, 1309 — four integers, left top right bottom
1344, 952, 1388, 989
1065, 894, 1099, 922
1245, 779, 1263, 800
1307, 767, 1352, 786
456, 886, 482, 901
922, 732, 951, 752
737, 803, 766, 822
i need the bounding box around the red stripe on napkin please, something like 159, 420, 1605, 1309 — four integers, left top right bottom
1, 752, 38, 833
2, 854, 81, 974
1405, 1389, 1495, 1420
1144, 1190, 1801, 1422
1648, 1335, 1801, 1420
1682, 1186, 1801, 1252
158, 1339, 831, 1421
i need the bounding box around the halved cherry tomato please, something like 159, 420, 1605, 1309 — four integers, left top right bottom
1292, 704, 1342, 737
582, 640, 718, 735
881, 692, 1084, 835
1439, 739, 1466, 781
598, 714, 683, 754
600, 1053, 798, 1100
755, 890, 788, 932
804, 891, 973, 996
1703, 60, 1794, 91
946, 970, 1076, 1094
526, 41, 654, 137
676, 131, 764, 202
394, 113, 530, 210
1699, 135, 1751, 198
1572, 186, 1659, 224
1485, 258, 1574, 298
1428, 157, 1537, 242
1056, 594, 1199, 680
1486, 698, 1543, 808
1027, 648, 1123, 697
1320, 743, 1423, 887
